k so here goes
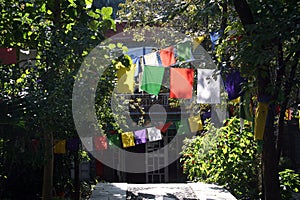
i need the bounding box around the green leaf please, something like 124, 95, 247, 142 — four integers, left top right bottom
101, 7, 113, 19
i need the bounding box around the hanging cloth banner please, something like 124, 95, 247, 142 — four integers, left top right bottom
225, 70, 247, 100
67, 138, 80, 151
176, 40, 194, 62
170, 68, 194, 99
81, 137, 93, 151
107, 134, 121, 148
197, 69, 221, 104
193, 35, 205, 51
143, 52, 160, 66
146, 127, 162, 142
19, 49, 37, 67
240, 91, 253, 121
156, 121, 173, 133
141, 65, 165, 95
94, 135, 108, 151
134, 129, 147, 145
54, 140, 66, 154
116, 64, 136, 94
175, 119, 191, 135
0, 48, 17, 65
121, 132, 136, 148
254, 102, 269, 140
188, 116, 203, 133
159, 46, 176, 67
209, 31, 222, 50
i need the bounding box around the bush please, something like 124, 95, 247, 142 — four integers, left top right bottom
279, 169, 300, 200
181, 117, 261, 199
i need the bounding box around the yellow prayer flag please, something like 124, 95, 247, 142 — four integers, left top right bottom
188, 116, 203, 133
254, 102, 269, 140
193, 35, 205, 50
116, 64, 136, 94
121, 132, 135, 148
54, 140, 66, 154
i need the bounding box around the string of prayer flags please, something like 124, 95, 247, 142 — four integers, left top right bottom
159, 46, 176, 67
175, 119, 191, 135
0, 48, 17, 64
176, 40, 194, 62
197, 69, 221, 104
188, 116, 203, 133
193, 35, 205, 51
121, 132, 136, 148
54, 140, 66, 154
143, 52, 160, 66
156, 121, 173, 133
81, 137, 93, 151
67, 138, 80, 151
170, 68, 194, 99
134, 129, 147, 145
225, 70, 246, 100
94, 135, 108, 151
116, 64, 136, 94
141, 65, 165, 96
254, 102, 269, 140
107, 134, 121, 148
146, 127, 162, 142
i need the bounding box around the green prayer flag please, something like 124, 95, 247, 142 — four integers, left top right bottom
177, 40, 193, 61
107, 134, 121, 148
141, 65, 165, 95
175, 119, 191, 135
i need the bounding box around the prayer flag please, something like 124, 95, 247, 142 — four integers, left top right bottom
81, 137, 93, 151
94, 135, 108, 150
188, 116, 203, 133
225, 70, 246, 100
210, 31, 222, 50
134, 129, 147, 145
156, 121, 173, 133
19, 49, 37, 67
0, 48, 17, 64
240, 91, 253, 121
197, 69, 221, 104
121, 132, 135, 148
107, 134, 121, 148
67, 138, 80, 151
141, 65, 165, 95
254, 102, 269, 140
143, 52, 160, 66
175, 119, 191, 135
193, 35, 205, 50
177, 40, 193, 61
146, 127, 162, 142
54, 140, 66, 154
170, 68, 194, 99
116, 64, 136, 94
159, 46, 176, 67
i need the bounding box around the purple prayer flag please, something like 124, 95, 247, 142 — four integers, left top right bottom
225, 70, 246, 100
67, 138, 80, 151
134, 129, 147, 145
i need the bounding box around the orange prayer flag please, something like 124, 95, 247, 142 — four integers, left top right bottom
159, 46, 176, 67
170, 68, 194, 99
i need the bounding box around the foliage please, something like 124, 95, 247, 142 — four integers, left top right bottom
181, 117, 260, 199
279, 169, 300, 200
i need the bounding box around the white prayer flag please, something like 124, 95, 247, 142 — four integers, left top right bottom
197, 69, 221, 104
146, 127, 162, 142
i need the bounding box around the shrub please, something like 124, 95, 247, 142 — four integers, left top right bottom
181, 117, 260, 199
279, 169, 300, 200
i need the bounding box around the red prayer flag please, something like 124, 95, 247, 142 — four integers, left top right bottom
170, 68, 194, 99
156, 121, 173, 133
0, 48, 17, 65
159, 46, 176, 67
94, 135, 108, 150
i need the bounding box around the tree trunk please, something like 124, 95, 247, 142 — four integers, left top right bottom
42, 132, 54, 200
263, 110, 281, 200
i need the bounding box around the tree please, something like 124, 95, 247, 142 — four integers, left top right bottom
118, 0, 300, 199
0, 0, 115, 199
